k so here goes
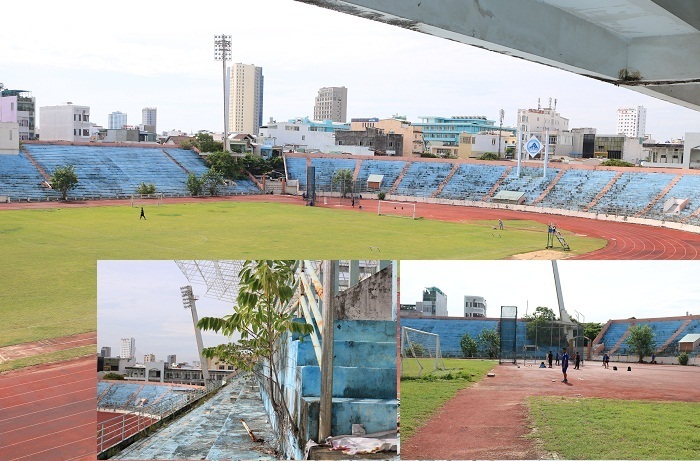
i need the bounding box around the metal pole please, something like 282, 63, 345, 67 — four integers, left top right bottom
543, 128, 549, 178
516, 114, 522, 177
223, 51, 229, 152
318, 260, 336, 442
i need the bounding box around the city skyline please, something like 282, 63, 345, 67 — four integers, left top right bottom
2, 0, 699, 142
97, 261, 239, 365
400, 260, 700, 324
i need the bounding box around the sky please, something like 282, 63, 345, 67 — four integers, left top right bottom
399, 260, 700, 324
2, 0, 700, 142
97, 260, 238, 364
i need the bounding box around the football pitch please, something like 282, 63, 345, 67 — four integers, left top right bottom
0, 200, 604, 363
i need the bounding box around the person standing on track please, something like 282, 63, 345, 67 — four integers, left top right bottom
574, 351, 581, 370
561, 347, 569, 383
547, 350, 553, 368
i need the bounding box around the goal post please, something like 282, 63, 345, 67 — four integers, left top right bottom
401, 326, 445, 377
130, 193, 163, 207
378, 200, 416, 219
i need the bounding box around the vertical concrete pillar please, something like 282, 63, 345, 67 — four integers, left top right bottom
319, 260, 336, 441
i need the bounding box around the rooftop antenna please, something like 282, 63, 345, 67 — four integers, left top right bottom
554, 98, 558, 111
537, 98, 541, 110
549, 97, 552, 109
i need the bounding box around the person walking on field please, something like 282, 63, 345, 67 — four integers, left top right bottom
561, 347, 569, 383
574, 351, 581, 370
555, 351, 559, 366
140, 207, 146, 220
547, 351, 553, 368
498, 219, 504, 230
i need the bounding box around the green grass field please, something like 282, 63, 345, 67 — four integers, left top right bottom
528, 396, 700, 459
400, 358, 496, 440
0, 200, 604, 355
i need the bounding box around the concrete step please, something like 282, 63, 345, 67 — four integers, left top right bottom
295, 339, 396, 368
300, 397, 398, 441
297, 365, 396, 399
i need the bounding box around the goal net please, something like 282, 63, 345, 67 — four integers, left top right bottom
130, 193, 163, 207
378, 200, 416, 219
401, 326, 445, 377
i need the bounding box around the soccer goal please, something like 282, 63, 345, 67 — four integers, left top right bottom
130, 193, 163, 207
401, 326, 445, 377
378, 200, 416, 219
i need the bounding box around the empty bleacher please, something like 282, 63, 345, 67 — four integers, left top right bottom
589, 172, 676, 216
310, 157, 358, 190
394, 162, 454, 198
355, 159, 407, 192
644, 174, 700, 222
0, 152, 51, 201
285, 157, 308, 188
163, 149, 209, 176
492, 166, 559, 204
538, 169, 618, 211
401, 317, 500, 357
438, 163, 509, 201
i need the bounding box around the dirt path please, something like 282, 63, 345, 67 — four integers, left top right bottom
0, 332, 96, 364
401, 362, 700, 459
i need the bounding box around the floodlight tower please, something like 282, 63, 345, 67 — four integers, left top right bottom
180, 285, 210, 384
214, 34, 232, 152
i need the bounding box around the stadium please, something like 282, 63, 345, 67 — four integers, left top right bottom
399, 260, 700, 460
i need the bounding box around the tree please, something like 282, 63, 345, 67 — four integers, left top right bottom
194, 132, 223, 153
460, 332, 478, 358
186, 173, 203, 196
583, 322, 603, 343
332, 168, 354, 197
477, 328, 500, 359
377, 191, 386, 201
50, 165, 79, 200
404, 342, 426, 358
523, 306, 560, 347
206, 151, 243, 179
627, 324, 656, 363
136, 182, 156, 195
197, 260, 314, 446
201, 169, 225, 196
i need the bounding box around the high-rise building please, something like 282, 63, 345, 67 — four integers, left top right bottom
120, 337, 135, 360
142, 107, 157, 132
108, 111, 127, 130
144, 353, 156, 362
415, 287, 448, 317
39, 103, 91, 142
228, 63, 264, 135
314, 86, 347, 123
167, 354, 177, 365
100, 347, 112, 357
616, 106, 646, 137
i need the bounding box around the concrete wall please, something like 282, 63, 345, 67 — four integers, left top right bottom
0, 121, 19, 154
335, 265, 393, 320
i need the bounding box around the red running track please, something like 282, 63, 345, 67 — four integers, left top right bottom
0, 356, 96, 461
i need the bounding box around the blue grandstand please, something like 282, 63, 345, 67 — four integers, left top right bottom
355, 159, 406, 192
394, 162, 454, 198
438, 164, 508, 201
593, 315, 700, 356
493, 166, 559, 204
589, 171, 675, 216
0, 144, 263, 201
538, 169, 617, 210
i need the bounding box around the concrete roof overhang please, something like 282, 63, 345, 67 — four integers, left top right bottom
297, 0, 700, 111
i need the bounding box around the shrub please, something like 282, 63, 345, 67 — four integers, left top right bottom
136, 182, 156, 195
478, 152, 499, 161
103, 372, 125, 380
600, 159, 635, 167
404, 342, 425, 357
678, 352, 689, 366
377, 191, 386, 200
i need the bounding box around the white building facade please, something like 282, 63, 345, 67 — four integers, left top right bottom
517, 104, 569, 157
415, 287, 448, 317
0, 122, 19, 155
39, 103, 91, 142
616, 106, 647, 138
228, 63, 264, 135
464, 295, 487, 317
120, 337, 135, 360
314, 86, 347, 123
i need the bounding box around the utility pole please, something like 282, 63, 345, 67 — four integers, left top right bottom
498, 109, 504, 158
180, 285, 210, 387
214, 35, 232, 152
318, 260, 336, 442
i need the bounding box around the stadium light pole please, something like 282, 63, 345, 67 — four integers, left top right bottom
181, 285, 210, 386
214, 35, 232, 153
